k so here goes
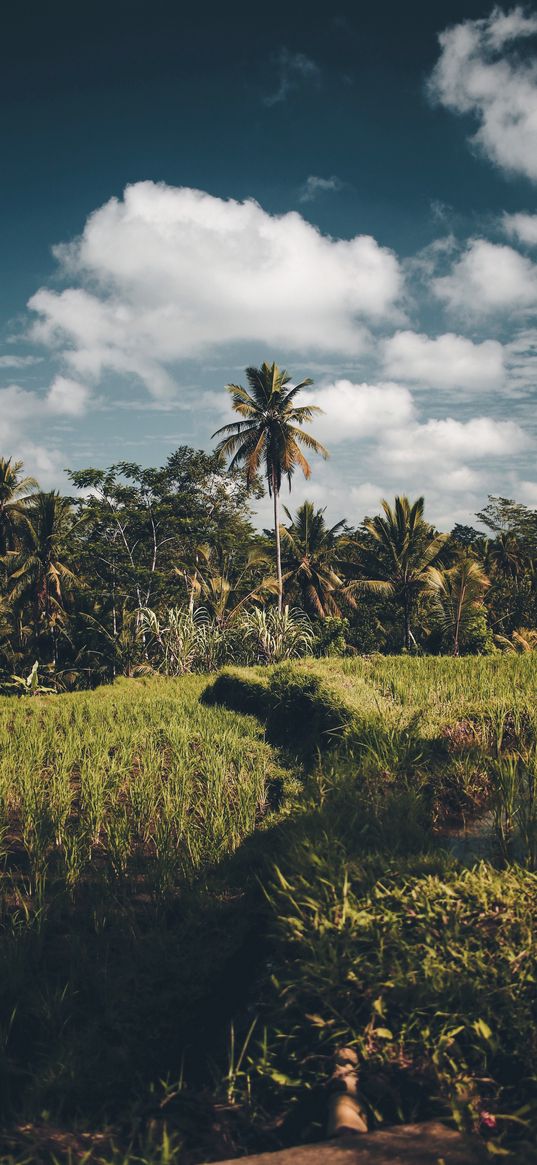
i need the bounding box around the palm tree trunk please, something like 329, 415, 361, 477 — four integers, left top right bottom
403, 590, 411, 651
272, 470, 283, 613
453, 597, 461, 657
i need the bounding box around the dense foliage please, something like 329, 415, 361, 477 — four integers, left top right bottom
1, 444, 537, 691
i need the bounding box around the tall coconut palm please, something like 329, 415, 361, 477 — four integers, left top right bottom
280, 501, 354, 617
212, 362, 328, 611
486, 531, 528, 582
0, 457, 37, 555
427, 558, 490, 656
352, 496, 448, 651
6, 491, 78, 666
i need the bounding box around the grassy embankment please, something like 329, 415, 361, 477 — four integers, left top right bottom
1, 657, 537, 1162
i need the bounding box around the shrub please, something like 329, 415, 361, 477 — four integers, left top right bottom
313, 616, 348, 657
263, 847, 537, 1153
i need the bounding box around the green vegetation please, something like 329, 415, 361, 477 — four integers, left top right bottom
1, 363, 537, 1161
0, 373, 536, 688
1, 656, 537, 1162
0, 676, 295, 1161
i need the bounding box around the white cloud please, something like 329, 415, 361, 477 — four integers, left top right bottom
299, 175, 344, 203
518, 479, 537, 505
433, 239, 537, 314
297, 379, 528, 503
429, 7, 537, 181
257, 465, 386, 527
381, 415, 529, 466
264, 49, 320, 106
503, 212, 537, 246
46, 375, 92, 416
0, 386, 39, 444
254, 381, 529, 532
28, 182, 403, 398
16, 443, 67, 488
301, 379, 415, 443
0, 354, 42, 369
0, 377, 91, 446
383, 330, 505, 391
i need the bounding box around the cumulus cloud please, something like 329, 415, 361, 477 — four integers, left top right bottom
429, 6, 537, 181
259, 464, 386, 525
0, 377, 91, 446
15, 443, 68, 488
264, 49, 320, 106
299, 175, 344, 203
28, 182, 403, 398
503, 211, 537, 245
433, 239, 537, 314
300, 378, 528, 473
306, 381, 528, 461
380, 414, 529, 466
518, 478, 537, 504
0, 354, 42, 369
383, 330, 505, 392
299, 379, 414, 443
255, 378, 529, 532
46, 375, 92, 416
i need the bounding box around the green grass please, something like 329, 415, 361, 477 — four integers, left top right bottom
0, 674, 296, 1156
1, 657, 537, 1162
0, 674, 290, 892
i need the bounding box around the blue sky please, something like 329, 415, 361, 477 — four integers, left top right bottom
2, 0, 537, 528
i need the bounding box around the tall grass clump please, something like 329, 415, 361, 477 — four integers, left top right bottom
137, 604, 315, 675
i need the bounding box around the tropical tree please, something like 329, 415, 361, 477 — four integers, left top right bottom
352, 496, 448, 651
486, 531, 529, 583
427, 558, 490, 656
280, 500, 353, 617
0, 457, 37, 556
495, 627, 537, 653
212, 362, 328, 610
175, 543, 276, 624
5, 491, 78, 666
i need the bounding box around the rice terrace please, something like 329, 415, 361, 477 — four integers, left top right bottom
1, 644, 537, 1161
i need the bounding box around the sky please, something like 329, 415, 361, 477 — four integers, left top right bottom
2, 0, 537, 530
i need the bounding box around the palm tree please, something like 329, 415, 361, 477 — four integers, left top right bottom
486, 531, 528, 582
427, 558, 490, 656
495, 627, 537, 653
352, 496, 448, 651
6, 491, 78, 666
280, 501, 354, 617
212, 362, 328, 611
175, 543, 277, 624
0, 457, 37, 555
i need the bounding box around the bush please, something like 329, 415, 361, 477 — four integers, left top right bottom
263, 845, 537, 1153
204, 663, 354, 760
313, 616, 348, 657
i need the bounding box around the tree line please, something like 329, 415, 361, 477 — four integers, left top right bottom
0, 361, 536, 688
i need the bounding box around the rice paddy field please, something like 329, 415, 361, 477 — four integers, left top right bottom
1, 656, 537, 1162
